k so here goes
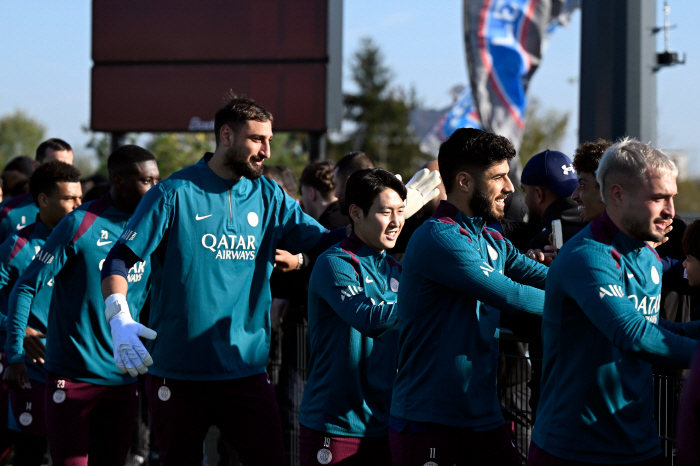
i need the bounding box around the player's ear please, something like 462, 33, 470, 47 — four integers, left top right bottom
219, 124, 235, 147
349, 204, 363, 224
535, 187, 545, 203
456, 171, 473, 194
610, 183, 624, 205
37, 192, 49, 208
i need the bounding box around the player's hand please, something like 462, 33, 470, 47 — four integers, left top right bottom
3, 363, 31, 391
649, 221, 673, 249
274, 249, 299, 272
526, 246, 558, 267
105, 294, 157, 377
23, 327, 46, 364
399, 169, 442, 219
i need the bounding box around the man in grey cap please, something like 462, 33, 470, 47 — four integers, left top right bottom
521, 149, 583, 252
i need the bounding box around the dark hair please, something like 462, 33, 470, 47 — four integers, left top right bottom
437, 128, 515, 193
572, 139, 613, 175
214, 93, 273, 146
263, 165, 297, 196
107, 145, 156, 176
4, 155, 34, 177
334, 151, 375, 179
29, 161, 81, 204
345, 168, 407, 224
36, 138, 72, 163
683, 218, 700, 259
299, 161, 335, 197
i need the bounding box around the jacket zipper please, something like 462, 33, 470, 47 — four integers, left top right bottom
228, 188, 233, 221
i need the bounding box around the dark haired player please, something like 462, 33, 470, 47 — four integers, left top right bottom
0, 139, 74, 245
389, 128, 549, 466
4, 145, 159, 466
299, 168, 405, 465
0, 161, 81, 464
530, 140, 700, 465
99, 95, 441, 465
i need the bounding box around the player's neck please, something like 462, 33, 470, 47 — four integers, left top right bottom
446, 192, 474, 218
208, 150, 242, 181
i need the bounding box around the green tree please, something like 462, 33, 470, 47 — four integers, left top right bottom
676, 179, 700, 215
269, 132, 309, 182
0, 110, 46, 167
519, 97, 569, 167
146, 133, 215, 179
328, 38, 424, 178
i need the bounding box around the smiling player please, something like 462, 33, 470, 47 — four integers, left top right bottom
299, 168, 405, 465
530, 139, 700, 465
389, 128, 549, 466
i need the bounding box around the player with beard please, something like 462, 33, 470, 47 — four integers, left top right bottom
529, 139, 700, 465
389, 128, 549, 466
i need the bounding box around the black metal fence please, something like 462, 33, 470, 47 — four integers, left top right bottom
120, 321, 684, 466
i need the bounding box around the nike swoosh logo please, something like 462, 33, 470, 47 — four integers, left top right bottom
16, 224, 26, 230
196, 214, 212, 220
96, 240, 113, 247
365, 276, 374, 283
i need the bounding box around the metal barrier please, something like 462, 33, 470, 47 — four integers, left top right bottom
497, 351, 684, 465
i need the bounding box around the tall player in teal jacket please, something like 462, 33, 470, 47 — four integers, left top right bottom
530, 139, 700, 465
390, 128, 549, 466
300, 169, 405, 465
0, 161, 82, 465
3, 146, 159, 466
99, 96, 440, 466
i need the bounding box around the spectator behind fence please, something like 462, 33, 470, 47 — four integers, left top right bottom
521, 150, 583, 252
389, 128, 548, 466
299, 160, 348, 229
333, 151, 375, 216
530, 139, 700, 466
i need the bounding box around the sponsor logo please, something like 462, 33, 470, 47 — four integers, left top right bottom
16, 224, 26, 231
487, 244, 498, 260
365, 276, 374, 283
157, 386, 171, 401
35, 250, 54, 265
247, 212, 259, 227
53, 390, 66, 404
390, 277, 399, 292
16, 215, 27, 230
480, 262, 495, 277
97, 230, 112, 247
627, 273, 635, 279
47, 279, 53, 287
18, 412, 32, 426
317, 448, 332, 465
562, 164, 575, 175
628, 294, 661, 323
201, 234, 257, 260
196, 214, 212, 221
599, 285, 624, 299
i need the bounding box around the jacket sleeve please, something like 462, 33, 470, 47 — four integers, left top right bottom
5, 215, 77, 364
562, 247, 696, 367
420, 225, 545, 316
311, 253, 398, 338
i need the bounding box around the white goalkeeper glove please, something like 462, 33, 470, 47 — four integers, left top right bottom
105, 293, 157, 377
397, 168, 442, 218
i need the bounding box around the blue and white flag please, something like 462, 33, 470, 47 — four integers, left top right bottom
463, 0, 578, 149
